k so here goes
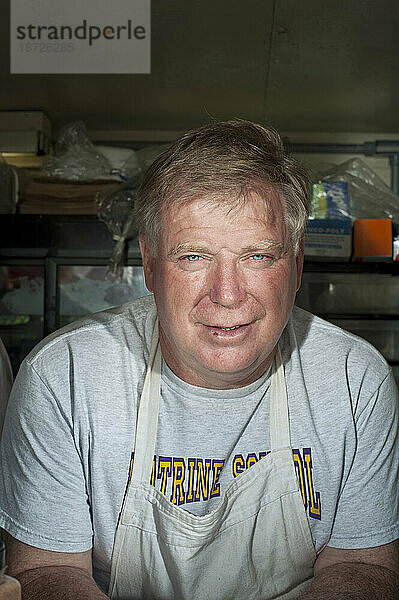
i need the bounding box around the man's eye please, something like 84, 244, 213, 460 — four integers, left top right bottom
250, 254, 273, 261
246, 254, 275, 268
181, 254, 202, 262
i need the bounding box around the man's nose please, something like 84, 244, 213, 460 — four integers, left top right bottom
208, 261, 247, 307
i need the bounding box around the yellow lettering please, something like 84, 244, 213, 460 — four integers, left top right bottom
158, 457, 172, 495
170, 458, 185, 505
186, 458, 196, 502
304, 448, 321, 519
232, 455, 245, 477
195, 459, 211, 501
210, 460, 224, 497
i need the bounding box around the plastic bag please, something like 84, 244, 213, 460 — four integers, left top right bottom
96, 173, 143, 280
95, 144, 170, 280
95, 145, 141, 181
318, 157, 399, 225
135, 144, 170, 172
41, 121, 113, 182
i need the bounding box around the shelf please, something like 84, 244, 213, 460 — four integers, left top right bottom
0, 214, 398, 273
0, 214, 140, 259
303, 259, 399, 275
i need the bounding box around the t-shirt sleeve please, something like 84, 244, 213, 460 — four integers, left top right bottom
328, 368, 399, 549
0, 359, 93, 552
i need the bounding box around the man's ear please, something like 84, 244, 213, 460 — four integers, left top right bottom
139, 235, 155, 292
295, 237, 305, 292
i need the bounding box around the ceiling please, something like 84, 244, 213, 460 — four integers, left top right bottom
1, 1, 398, 140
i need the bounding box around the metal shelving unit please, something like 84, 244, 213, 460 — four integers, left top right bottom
1, 213, 399, 378
0, 215, 146, 372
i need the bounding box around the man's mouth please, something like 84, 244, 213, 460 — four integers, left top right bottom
202, 322, 252, 336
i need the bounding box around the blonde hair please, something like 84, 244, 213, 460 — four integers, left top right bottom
134, 119, 311, 255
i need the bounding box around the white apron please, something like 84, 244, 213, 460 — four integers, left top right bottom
108, 327, 316, 600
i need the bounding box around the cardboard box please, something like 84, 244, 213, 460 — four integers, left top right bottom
305, 218, 352, 261
0, 110, 51, 154
353, 218, 392, 261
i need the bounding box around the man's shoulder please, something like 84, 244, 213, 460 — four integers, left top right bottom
287, 307, 395, 420
25, 294, 156, 369
290, 305, 390, 377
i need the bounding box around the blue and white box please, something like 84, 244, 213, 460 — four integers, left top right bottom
305, 218, 352, 260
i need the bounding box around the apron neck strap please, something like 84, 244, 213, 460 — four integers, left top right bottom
131, 321, 161, 484
270, 347, 291, 449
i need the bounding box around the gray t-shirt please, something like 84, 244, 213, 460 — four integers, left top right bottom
1, 295, 398, 593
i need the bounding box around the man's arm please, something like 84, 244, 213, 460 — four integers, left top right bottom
3, 531, 108, 600
299, 540, 399, 600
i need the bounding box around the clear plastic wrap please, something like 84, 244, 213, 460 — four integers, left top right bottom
135, 144, 170, 171
318, 157, 399, 225
95, 145, 169, 280
41, 121, 113, 181
94, 145, 141, 181
96, 173, 142, 280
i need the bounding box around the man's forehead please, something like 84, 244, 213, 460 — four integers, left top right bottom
163, 187, 283, 223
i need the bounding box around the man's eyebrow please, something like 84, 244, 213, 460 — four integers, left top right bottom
168, 239, 286, 259
167, 242, 211, 258
241, 239, 285, 254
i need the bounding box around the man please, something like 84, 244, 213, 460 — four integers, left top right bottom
0, 336, 13, 436
1, 120, 398, 599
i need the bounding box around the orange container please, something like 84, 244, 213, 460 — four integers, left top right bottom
353, 218, 392, 261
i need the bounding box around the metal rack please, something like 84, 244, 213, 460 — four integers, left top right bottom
287, 140, 399, 194
1, 213, 399, 378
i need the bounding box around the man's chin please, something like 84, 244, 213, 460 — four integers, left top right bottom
191, 354, 271, 389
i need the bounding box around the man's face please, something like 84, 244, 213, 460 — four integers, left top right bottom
140, 191, 303, 389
